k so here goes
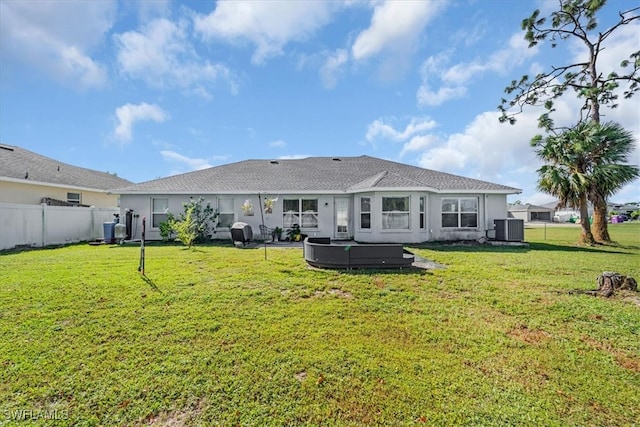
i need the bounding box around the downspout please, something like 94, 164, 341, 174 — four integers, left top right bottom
484, 194, 489, 238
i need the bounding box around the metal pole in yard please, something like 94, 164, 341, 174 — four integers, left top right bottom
258, 193, 267, 261
138, 217, 146, 275
544, 222, 547, 240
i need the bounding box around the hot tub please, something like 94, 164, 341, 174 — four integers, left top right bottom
303, 237, 414, 269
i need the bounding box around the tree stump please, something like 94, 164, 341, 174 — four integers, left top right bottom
590, 272, 638, 297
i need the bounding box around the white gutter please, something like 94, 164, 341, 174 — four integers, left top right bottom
0, 176, 114, 194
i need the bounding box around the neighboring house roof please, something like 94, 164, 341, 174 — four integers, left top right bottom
0, 144, 132, 191
116, 155, 520, 195
540, 201, 560, 210
508, 203, 554, 212
542, 200, 597, 211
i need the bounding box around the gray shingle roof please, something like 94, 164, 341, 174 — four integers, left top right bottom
508, 203, 554, 212
116, 155, 519, 195
0, 144, 133, 190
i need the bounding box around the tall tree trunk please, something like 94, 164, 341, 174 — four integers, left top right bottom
591, 196, 611, 243
578, 194, 595, 245
586, 63, 612, 242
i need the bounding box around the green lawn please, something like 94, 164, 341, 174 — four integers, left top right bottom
1, 224, 639, 426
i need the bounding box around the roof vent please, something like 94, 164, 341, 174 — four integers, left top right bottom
0, 144, 14, 151
270, 160, 279, 164
332, 157, 341, 161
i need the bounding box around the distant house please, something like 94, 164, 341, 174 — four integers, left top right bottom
116, 155, 521, 243
607, 202, 638, 216
508, 203, 555, 222
0, 144, 132, 207
539, 200, 595, 222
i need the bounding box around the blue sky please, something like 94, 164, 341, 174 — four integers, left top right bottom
1, 0, 638, 204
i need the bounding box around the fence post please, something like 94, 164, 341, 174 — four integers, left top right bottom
40, 203, 47, 248
90, 207, 95, 240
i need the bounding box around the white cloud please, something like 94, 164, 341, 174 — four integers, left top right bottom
114, 18, 235, 97
351, 1, 444, 61
320, 49, 349, 89
442, 33, 537, 85
160, 150, 213, 171
134, 0, 171, 22
269, 140, 287, 148
114, 103, 169, 142
417, 33, 538, 107
0, 0, 114, 88
194, 1, 337, 65
415, 109, 542, 179
400, 134, 440, 157
366, 117, 437, 143
417, 84, 467, 107
416, 52, 467, 106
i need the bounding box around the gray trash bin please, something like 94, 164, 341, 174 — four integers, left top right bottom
103, 221, 116, 244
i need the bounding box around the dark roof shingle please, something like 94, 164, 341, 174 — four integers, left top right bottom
116, 155, 519, 195
0, 144, 133, 190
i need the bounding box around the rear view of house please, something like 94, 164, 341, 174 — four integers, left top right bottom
115, 155, 521, 244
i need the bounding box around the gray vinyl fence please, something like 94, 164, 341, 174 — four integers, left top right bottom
0, 203, 119, 250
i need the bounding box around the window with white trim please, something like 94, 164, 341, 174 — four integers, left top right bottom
382, 196, 410, 229
442, 197, 478, 228
217, 198, 234, 228
360, 197, 371, 229
152, 198, 169, 228
283, 198, 318, 228
419, 196, 426, 229
67, 192, 81, 205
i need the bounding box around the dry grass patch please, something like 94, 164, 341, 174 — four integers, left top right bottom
506, 324, 553, 345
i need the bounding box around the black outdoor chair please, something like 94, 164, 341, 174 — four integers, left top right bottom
259, 224, 274, 242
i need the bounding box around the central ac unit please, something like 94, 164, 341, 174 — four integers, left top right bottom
494, 219, 524, 242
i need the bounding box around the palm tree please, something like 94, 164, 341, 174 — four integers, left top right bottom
587, 122, 639, 242
535, 126, 595, 245
534, 122, 639, 245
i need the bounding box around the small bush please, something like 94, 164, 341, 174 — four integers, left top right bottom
159, 213, 175, 241
158, 197, 218, 246
173, 206, 197, 248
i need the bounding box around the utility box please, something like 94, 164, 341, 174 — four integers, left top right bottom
494, 219, 525, 242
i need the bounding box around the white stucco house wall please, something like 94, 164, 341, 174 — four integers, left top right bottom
115, 155, 521, 244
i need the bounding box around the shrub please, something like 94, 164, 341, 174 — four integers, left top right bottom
173, 206, 197, 248
158, 197, 218, 246
159, 213, 175, 241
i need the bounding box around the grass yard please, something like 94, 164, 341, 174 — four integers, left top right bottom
1, 224, 639, 426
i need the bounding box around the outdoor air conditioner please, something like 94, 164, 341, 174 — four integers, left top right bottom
494, 219, 524, 242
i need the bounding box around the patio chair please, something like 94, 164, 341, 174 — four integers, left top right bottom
259, 224, 274, 242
